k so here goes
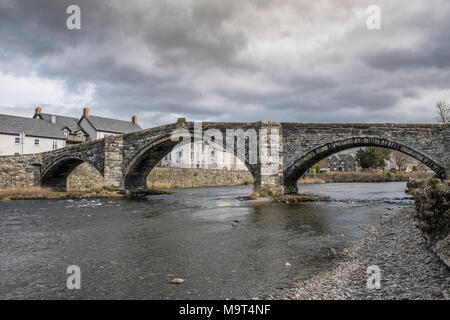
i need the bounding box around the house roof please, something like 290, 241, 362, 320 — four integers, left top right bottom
0, 114, 66, 139
35, 113, 84, 134
331, 153, 357, 161
81, 115, 142, 134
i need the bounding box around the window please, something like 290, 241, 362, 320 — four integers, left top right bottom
14, 137, 21, 144
63, 131, 68, 138
52, 141, 58, 150
34, 139, 40, 145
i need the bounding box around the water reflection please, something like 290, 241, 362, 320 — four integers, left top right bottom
0, 182, 410, 299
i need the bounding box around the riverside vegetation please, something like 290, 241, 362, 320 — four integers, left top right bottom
298, 170, 434, 184
406, 179, 450, 266
0, 186, 172, 202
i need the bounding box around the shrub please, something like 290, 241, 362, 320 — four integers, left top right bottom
408, 179, 450, 241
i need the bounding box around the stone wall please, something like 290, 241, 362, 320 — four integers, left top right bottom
65, 164, 253, 191
147, 167, 253, 188
0, 154, 42, 188
67, 162, 104, 191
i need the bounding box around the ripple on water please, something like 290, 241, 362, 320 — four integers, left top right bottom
0, 182, 412, 299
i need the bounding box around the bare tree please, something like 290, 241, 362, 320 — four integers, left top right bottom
435, 101, 450, 124
392, 150, 409, 171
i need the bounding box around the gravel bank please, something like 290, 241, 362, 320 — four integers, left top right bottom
275, 207, 450, 300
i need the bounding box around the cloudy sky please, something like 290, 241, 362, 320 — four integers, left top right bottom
0, 0, 449, 128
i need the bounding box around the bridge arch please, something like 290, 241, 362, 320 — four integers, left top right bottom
41, 156, 103, 190
283, 136, 446, 194
123, 132, 254, 190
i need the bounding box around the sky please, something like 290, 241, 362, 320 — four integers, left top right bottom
0, 0, 449, 128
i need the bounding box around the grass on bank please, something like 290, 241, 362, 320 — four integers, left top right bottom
0, 186, 125, 202
0, 186, 172, 202
298, 170, 435, 184
407, 178, 450, 265
407, 179, 450, 242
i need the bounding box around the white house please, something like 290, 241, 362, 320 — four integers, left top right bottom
0, 114, 66, 156
159, 141, 248, 171
0, 106, 143, 156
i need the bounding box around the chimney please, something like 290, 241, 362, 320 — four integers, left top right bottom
83, 107, 90, 117
51, 115, 56, 124
132, 115, 138, 124
35, 107, 42, 114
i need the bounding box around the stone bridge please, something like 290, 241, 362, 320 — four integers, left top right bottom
0, 119, 448, 195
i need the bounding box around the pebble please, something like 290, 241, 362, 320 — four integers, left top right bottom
270, 208, 450, 300
170, 278, 185, 284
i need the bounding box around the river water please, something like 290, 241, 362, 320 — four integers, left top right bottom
0, 182, 412, 299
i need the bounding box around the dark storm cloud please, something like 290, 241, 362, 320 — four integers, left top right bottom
0, 0, 449, 127
364, 46, 450, 71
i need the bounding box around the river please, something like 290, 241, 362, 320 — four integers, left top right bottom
0, 182, 413, 299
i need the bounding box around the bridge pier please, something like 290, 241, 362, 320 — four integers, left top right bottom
104, 136, 125, 188
282, 180, 298, 195
251, 121, 285, 196
252, 168, 285, 196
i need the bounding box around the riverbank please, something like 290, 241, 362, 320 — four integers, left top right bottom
299, 171, 435, 184
0, 186, 172, 202
406, 179, 450, 267
266, 207, 450, 300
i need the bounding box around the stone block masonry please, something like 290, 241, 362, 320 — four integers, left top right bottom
147, 167, 253, 188
0, 120, 448, 195
66, 164, 253, 191
0, 154, 42, 188
104, 136, 123, 187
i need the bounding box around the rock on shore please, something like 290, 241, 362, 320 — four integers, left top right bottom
272, 208, 450, 300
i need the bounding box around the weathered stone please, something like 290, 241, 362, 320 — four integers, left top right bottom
148, 167, 253, 188
0, 121, 448, 195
